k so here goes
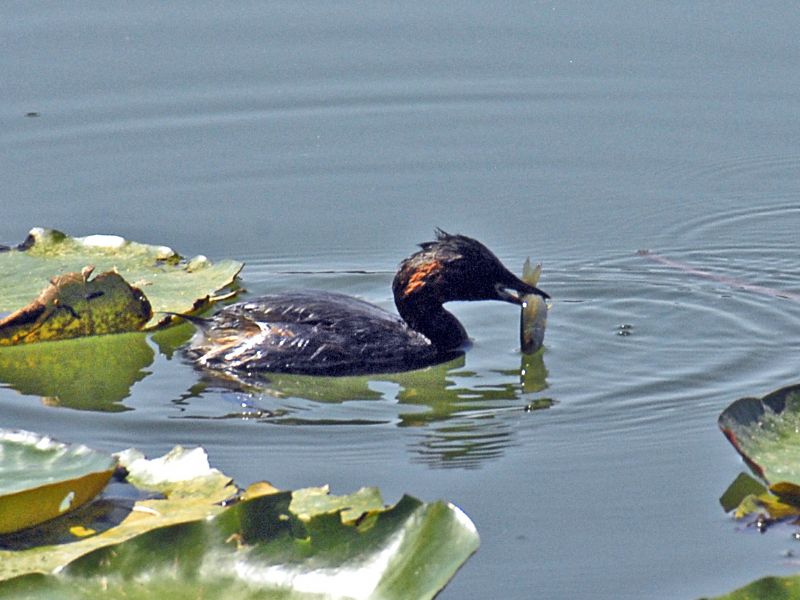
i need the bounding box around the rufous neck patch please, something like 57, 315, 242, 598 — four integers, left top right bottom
403, 260, 442, 296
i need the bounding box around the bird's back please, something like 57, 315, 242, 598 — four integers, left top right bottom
187, 291, 443, 376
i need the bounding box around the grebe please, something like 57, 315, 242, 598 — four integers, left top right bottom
186, 231, 549, 377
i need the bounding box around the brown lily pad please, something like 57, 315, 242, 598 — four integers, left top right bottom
0, 228, 243, 331
0, 267, 152, 345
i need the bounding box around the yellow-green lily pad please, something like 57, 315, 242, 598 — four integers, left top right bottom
0, 431, 116, 534
290, 485, 385, 523
702, 574, 800, 599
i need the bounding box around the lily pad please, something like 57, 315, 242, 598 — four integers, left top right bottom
0, 228, 242, 331
0, 444, 479, 599
0, 445, 241, 581
115, 445, 236, 500
718, 384, 800, 520
701, 574, 800, 599
718, 384, 800, 485
0, 431, 116, 534
718, 472, 767, 514
0, 268, 151, 345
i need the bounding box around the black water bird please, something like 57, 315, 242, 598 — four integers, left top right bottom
185, 231, 549, 377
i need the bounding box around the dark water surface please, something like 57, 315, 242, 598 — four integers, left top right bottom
3, 3, 800, 598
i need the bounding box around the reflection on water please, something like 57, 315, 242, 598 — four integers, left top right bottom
395, 354, 552, 467
0, 333, 153, 412
0, 318, 553, 468
183, 349, 551, 469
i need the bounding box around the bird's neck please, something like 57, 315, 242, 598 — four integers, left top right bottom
393, 291, 468, 350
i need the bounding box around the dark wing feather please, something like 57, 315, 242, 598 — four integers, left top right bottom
187, 291, 441, 376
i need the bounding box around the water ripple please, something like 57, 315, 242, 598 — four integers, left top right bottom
665, 202, 800, 250
539, 250, 800, 451
658, 153, 800, 191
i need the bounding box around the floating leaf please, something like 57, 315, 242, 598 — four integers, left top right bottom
0, 228, 243, 331
0, 431, 116, 534
290, 485, 385, 523
730, 489, 800, 522
701, 574, 800, 599
770, 481, 800, 505
115, 446, 235, 500
0, 268, 151, 345
0, 445, 479, 599
719, 384, 800, 520
719, 473, 767, 514
718, 384, 800, 485
0, 332, 153, 411
0, 446, 242, 580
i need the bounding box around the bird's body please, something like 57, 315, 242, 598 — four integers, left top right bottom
186, 231, 548, 377
187, 290, 445, 376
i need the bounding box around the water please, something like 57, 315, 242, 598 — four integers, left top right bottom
3, 2, 800, 598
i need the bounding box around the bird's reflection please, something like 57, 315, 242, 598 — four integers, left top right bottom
0, 320, 552, 469
184, 349, 552, 469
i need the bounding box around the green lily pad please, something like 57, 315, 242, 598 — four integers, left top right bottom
718, 384, 800, 485
0, 444, 479, 599
0, 431, 117, 534
718, 384, 800, 520
0, 228, 242, 331
701, 574, 800, 599
1, 493, 477, 600
719, 472, 768, 514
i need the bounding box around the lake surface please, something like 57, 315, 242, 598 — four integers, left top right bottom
3, 3, 800, 598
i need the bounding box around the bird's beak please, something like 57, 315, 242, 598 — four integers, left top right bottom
495, 277, 550, 305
